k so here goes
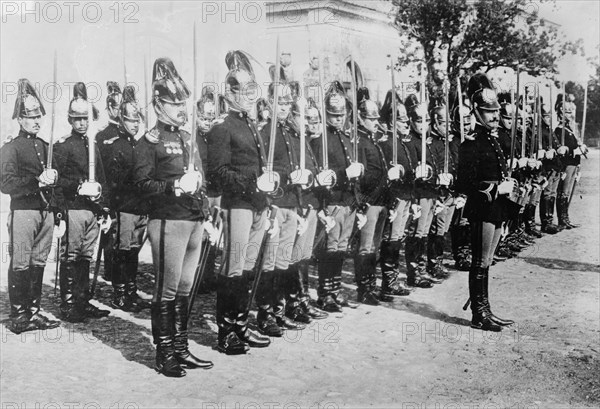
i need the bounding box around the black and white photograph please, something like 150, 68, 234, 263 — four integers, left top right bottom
1, 1, 599, 408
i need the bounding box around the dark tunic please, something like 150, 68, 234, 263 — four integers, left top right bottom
407, 130, 438, 200
379, 131, 417, 201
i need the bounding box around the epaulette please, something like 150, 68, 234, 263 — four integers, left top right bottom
1, 134, 16, 146
55, 134, 71, 144
145, 127, 160, 144
179, 129, 191, 142
103, 136, 119, 145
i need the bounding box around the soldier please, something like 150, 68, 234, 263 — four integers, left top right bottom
555, 93, 587, 229
96, 81, 123, 282
132, 58, 213, 377
353, 88, 388, 305
456, 73, 516, 332
310, 81, 364, 313
538, 103, 562, 234
403, 95, 440, 288
54, 82, 111, 323
207, 50, 273, 355
0, 78, 61, 334
256, 82, 307, 335
101, 85, 149, 312
378, 91, 415, 297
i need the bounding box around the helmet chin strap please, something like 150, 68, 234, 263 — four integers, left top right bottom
473, 105, 492, 130
155, 98, 186, 127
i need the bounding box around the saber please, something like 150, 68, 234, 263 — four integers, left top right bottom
548, 78, 553, 148
53, 213, 63, 296
420, 66, 427, 174
561, 81, 566, 146
349, 55, 359, 162
188, 22, 198, 172
262, 36, 282, 192
388, 54, 398, 166
444, 81, 450, 174
299, 79, 307, 170
581, 81, 588, 145
122, 24, 127, 86
508, 66, 521, 176
47, 51, 57, 169
318, 57, 329, 170
457, 76, 465, 142
537, 84, 543, 155
88, 101, 97, 183
144, 54, 149, 131
521, 85, 526, 159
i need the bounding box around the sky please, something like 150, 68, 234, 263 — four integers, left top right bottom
1, 0, 598, 140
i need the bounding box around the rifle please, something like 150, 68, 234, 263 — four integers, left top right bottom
246, 206, 279, 311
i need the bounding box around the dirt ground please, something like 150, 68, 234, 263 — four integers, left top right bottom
1, 152, 599, 409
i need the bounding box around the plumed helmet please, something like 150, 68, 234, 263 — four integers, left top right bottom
119, 85, 143, 122
467, 73, 500, 111
106, 81, 122, 110
356, 87, 379, 119
225, 50, 258, 97
152, 57, 190, 105
555, 93, 576, 117
68, 82, 99, 119
379, 89, 408, 124
499, 101, 515, 118
325, 80, 347, 115
13, 78, 45, 119
197, 86, 216, 120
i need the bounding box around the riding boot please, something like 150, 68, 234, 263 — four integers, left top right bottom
380, 240, 410, 301
524, 204, 542, 238
256, 270, 283, 337
8, 267, 37, 334
274, 269, 306, 329
540, 196, 560, 234
124, 250, 150, 310
332, 251, 358, 309
317, 251, 342, 312
152, 300, 186, 377
296, 260, 328, 319
28, 266, 60, 330
59, 262, 86, 323
562, 193, 579, 228
235, 271, 270, 348
469, 267, 502, 332
355, 253, 377, 305
557, 193, 572, 229
75, 259, 110, 318
173, 296, 213, 369
216, 275, 249, 355
284, 264, 311, 323
482, 268, 514, 326
416, 237, 441, 284
428, 235, 449, 279
405, 236, 433, 288
110, 251, 131, 311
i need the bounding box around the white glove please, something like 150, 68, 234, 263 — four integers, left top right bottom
53, 220, 66, 239
580, 144, 589, 155
388, 209, 398, 223
546, 149, 555, 160
317, 209, 336, 233
78, 181, 102, 200
415, 164, 431, 180
557, 146, 569, 155
345, 162, 364, 179
289, 168, 313, 187
437, 173, 453, 186
387, 165, 404, 181
203, 221, 219, 245
498, 179, 515, 195
256, 172, 279, 193
99, 215, 112, 234
410, 204, 422, 219
38, 168, 58, 187
454, 196, 466, 209
537, 149, 546, 160
507, 159, 518, 170
315, 169, 336, 187
540, 177, 549, 190
573, 145, 586, 156
296, 216, 308, 236
536, 160, 543, 169
356, 213, 367, 230
527, 158, 538, 169
517, 158, 528, 168
266, 216, 280, 237
434, 200, 445, 215
176, 171, 202, 195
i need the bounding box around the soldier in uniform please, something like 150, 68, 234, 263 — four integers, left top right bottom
354, 88, 388, 305
207, 50, 272, 355
54, 82, 111, 323
310, 81, 364, 313
96, 81, 123, 282
101, 85, 149, 312
378, 91, 414, 298
555, 93, 587, 229
456, 73, 516, 332
256, 82, 307, 335
403, 95, 440, 288
132, 58, 213, 377
538, 103, 562, 234
0, 79, 61, 334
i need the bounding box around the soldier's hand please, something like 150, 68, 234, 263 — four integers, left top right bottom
415, 164, 431, 180
345, 162, 364, 179
434, 200, 445, 215
410, 204, 422, 219
527, 158, 538, 169
98, 209, 112, 233
437, 172, 453, 186
498, 179, 515, 195
317, 210, 336, 233
296, 216, 308, 236
537, 149, 546, 160
388, 209, 398, 223
53, 220, 66, 239
356, 213, 367, 230
78, 181, 102, 201
517, 158, 528, 168
316, 169, 336, 187
176, 171, 202, 195
256, 172, 279, 193
38, 168, 58, 187
507, 159, 518, 170
557, 146, 569, 155
265, 216, 280, 237
573, 145, 587, 156
387, 164, 404, 181
203, 221, 219, 245
455, 196, 467, 209
546, 149, 556, 160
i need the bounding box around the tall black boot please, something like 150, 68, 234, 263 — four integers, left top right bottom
332, 251, 358, 309
428, 235, 449, 279
283, 264, 311, 324
416, 237, 441, 285
540, 196, 560, 234
524, 204, 542, 238
356, 253, 379, 305
482, 268, 514, 326
8, 267, 37, 334
256, 270, 283, 337
557, 194, 572, 230
317, 252, 342, 312
469, 267, 502, 332
173, 296, 213, 369
273, 269, 306, 329
216, 275, 249, 355
151, 300, 186, 377
235, 271, 270, 348
124, 250, 150, 310
379, 240, 410, 301
28, 266, 60, 330
59, 262, 86, 323
295, 260, 328, 319
562, 193, 579, 228
76, 259, 110, 318
110, 251, 131, 311
405, 236, 433, 288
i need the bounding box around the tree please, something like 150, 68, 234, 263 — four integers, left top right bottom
566, 62, 600, 145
